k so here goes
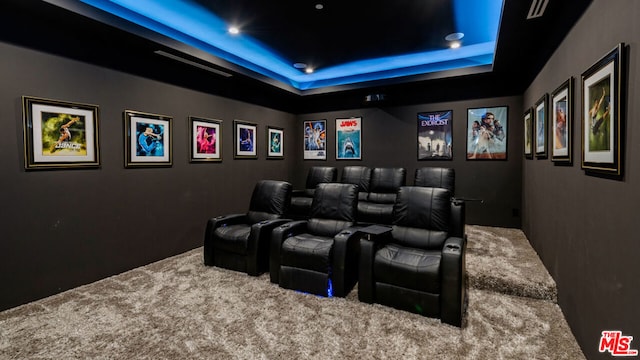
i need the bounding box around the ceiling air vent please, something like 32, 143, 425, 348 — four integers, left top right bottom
154, 50, 233, 78
527, 0, 549, 19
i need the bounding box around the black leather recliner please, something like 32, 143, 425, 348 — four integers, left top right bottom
204, 180, 292, 276
357, 167, 406, 225
288, 166, 338, 220
414, 167, 455, 194
358, 186, 466, 327
270, 183, 360, 297
341, 166, 372, 202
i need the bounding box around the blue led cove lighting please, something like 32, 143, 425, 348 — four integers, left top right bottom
78, 0, 503, 91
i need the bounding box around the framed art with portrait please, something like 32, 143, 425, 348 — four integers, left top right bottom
124, 110, 172, 168
22, 96, 100, 170
190, 116, 222, 162
234, 120, 257, 159
266, 126, 284, 159
534, 94, 548, 158
466, 106, 508, 160
523, 108, 533, 159
417, 110, 453, 160
303, 119, 326, 160
581, 43, 625, 176
551, 78, 573, 164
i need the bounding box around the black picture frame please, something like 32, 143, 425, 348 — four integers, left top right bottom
22, 96, 100, 170
234, 120, 258, 159
124, 110, 173, 168
466, 106, 508, 160
417, 110, 453, 160
551, 78, 573, 164
266, 126, 284, 159
534, 94, 548, 159
581, 43, 625, 176
189, 116, 222, 162
523, 107, 533, 159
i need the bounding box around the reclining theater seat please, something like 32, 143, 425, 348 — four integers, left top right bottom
358, 167, 406, 225
414, 167, 455, 195
358, 186, 466, 327
204, 180, 292, 276
270, 183, 360, 297
340, 166, 372, 202
288, 166, 337, 220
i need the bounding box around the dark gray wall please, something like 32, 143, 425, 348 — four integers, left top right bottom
296, 98, 523, 228
523, 1, 639, 359
0, 41, 298, 311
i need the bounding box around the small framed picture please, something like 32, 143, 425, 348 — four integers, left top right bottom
524, 108, 533, 159
303, 120, 327, 160
466, 106, 508, 160
551, 78, 573, 163
22, 96, 100, 170
266, 126, 284, 159
190, 116, 222, 162
234, 120, 257, 159
581, 43, 625, 176
336, 117, 362, 160
124, 110, 172, 167
534, 94, 548, 158
417, 110, 453, 160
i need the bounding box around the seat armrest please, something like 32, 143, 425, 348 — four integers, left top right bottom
331, 227, 364, 297
203, 214, 246, 265
245, 218, 292, 276
441, 236, 466, 327
450, 200, 465, 239
269, 220, 307, 284
291, 189, 308, 197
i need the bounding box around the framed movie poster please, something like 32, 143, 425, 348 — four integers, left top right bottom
466, 106, 508, 160
303, 119, 326, 160
524, 108, 533, 159
266, 126, 284, 159
234, 120, 257, 159
22, 96, 100, 170
417, 110, 452, 160
551, 78, 573, 163
336, 117, 362, 160
124, 110, 172, 167
190, 116, 222, 162
581, 43, 624, 176
535, 94, 548, 158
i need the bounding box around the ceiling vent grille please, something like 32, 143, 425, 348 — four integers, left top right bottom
527, 0, 549, 19
154, 50, 233, 78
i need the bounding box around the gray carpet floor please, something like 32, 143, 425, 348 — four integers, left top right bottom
0, 225, 585, 359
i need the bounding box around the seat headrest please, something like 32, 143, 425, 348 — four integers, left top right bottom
249, 180, 292, 216
393, 186, 451, 231
310, 183, 358, 221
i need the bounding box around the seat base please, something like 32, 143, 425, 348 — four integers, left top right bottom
280, 266, 331, 297
375, 282, 440, 318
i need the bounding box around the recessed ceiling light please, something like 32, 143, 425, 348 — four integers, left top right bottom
449, 41, 461, 49
293, 62, 307, 69
305, 67, 314, 74
445, 32, 464, 41
228, 26, 239, 35
315, 4, 324, 10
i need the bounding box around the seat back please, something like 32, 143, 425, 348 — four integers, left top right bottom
414, 167, 455, 194
368, 167, 406, 203
341, 166, 371, 201
391, 186, 451, 250
246, 180, 292, 224
357, 167, 406, 224
307, 183, 358, 237
303, 166, 338, 197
